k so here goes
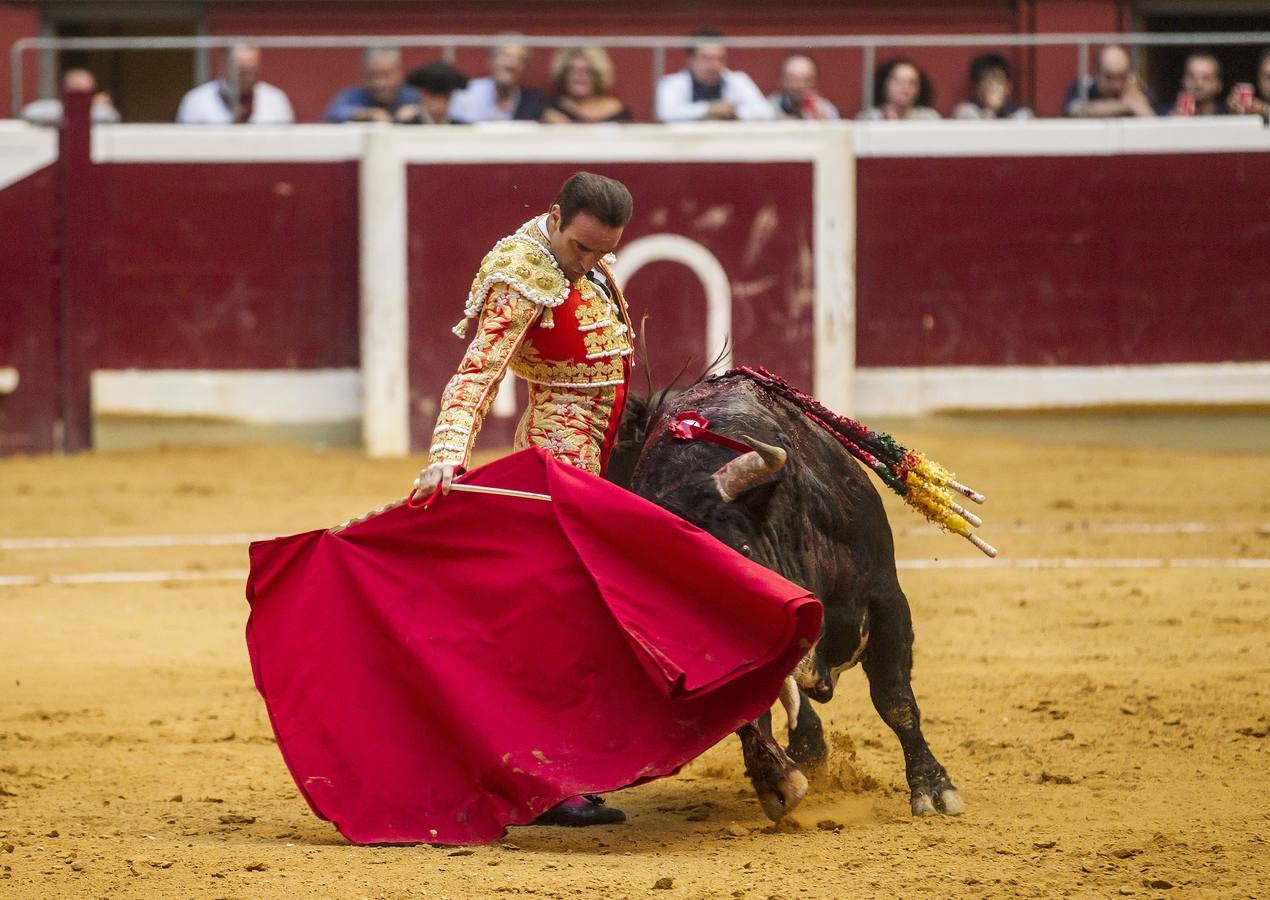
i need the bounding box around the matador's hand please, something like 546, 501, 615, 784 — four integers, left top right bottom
413, 463, 458, 497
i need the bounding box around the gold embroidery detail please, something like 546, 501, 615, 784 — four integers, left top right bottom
512, 383, 617, 475
513, 331, 630, 387
434, 224, 635, 468
582, 327, 629, 359
572, 279, 611, 329
430, 285, 541, 467
452, 221, 570, 337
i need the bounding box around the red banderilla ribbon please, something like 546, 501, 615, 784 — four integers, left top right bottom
666, 411, 753, 454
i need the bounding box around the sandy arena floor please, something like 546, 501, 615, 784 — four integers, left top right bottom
0, 429, 1266, 898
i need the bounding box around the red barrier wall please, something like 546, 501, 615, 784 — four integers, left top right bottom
51, 110, 360, 450
0, 164, 58, 455
855, 153, 1270, 367
0, 3, 39, 117
404, 161, 815, 449
2, 118, 1266, 457
64, 163, 359, 369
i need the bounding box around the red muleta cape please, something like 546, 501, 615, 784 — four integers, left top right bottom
246, 448, 821, 845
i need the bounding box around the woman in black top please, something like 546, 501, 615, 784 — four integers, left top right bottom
542, 47, 632, 124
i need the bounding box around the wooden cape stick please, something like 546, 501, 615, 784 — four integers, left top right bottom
447, 483, 552, 502
331, 482, 551, 532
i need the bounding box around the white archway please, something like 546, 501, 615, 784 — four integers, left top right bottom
612, 234, 733, 371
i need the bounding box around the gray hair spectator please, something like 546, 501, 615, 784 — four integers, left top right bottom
858, 58, 940, 120
1226, 46, 1270, 120
21, 68, 120, 125
176, 45, 294, 124
768, 53, 839, 120
1171, 51, 1225, 116
403, 61, 470, 124
655, 31, 776, 122
953, 53, 1033, 119
448, 40, 546, 122
323, 47, 421, 123
1064, 44, 1157, 117
542, 47, 631, 124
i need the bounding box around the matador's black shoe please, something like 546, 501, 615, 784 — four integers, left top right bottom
532, 794, 626, 827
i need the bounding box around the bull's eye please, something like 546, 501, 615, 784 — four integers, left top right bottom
740, 544, 753, 558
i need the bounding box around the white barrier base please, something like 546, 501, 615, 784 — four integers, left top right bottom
91, 369, 361, 423
855, 362, 1270, 417
88, 363, 1268, 430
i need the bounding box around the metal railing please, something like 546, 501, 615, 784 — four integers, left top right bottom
12, 31, 1270, 118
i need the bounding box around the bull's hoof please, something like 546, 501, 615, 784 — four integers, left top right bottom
786, 731, 828, 772
938, 788, 964, 815
910, 786, 964, 817
907, 758, 964, 818
911, 792, 937, 816
756, 767, 809, 821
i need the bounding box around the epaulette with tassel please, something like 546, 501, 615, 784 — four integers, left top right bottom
452, 221, 571, 339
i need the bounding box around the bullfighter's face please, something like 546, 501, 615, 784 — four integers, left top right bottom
546, 206, 623, 282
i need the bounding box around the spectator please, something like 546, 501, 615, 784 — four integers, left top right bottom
857, 58, 940, 120
1171, 51, 1225, 116
1226, 47, 1270, 120
768, 53, 839, 120
1064, 45, 1156, 117
655, 31, 776, 122
403, 61, 470, 124
324, 47, 421, 123
448, 41, 546, 122
542, 47, 631, 124
953, 53, 1033, 119
21, 68, 120, 125
176, 45, 293, 124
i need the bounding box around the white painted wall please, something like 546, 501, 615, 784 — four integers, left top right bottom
0, 122, 57, 190
91, 369, 360, 422
854, 363, 1270, 418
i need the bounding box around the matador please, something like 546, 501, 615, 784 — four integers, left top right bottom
412, 171, 635, 827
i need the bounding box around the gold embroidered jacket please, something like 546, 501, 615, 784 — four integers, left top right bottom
428, 219, 634, 473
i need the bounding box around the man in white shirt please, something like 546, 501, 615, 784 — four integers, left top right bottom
655, 32, 776, 122
177, 45, 294, 124
768, 53, 840, 120
448, 41, 546, 123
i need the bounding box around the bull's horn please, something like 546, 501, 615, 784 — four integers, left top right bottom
713, 434, 787, 501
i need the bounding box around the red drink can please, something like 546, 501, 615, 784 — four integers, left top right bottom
1234, 83, 1255, 113
1176, 93, 1195, 116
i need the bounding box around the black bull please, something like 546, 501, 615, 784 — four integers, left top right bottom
606, 373, 963, 819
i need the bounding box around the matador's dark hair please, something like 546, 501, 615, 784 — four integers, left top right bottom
553, 171, 634, 229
